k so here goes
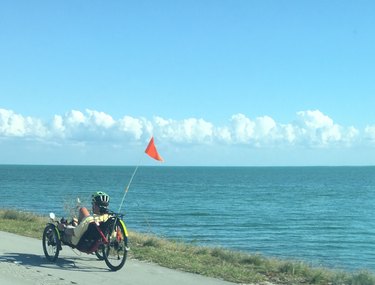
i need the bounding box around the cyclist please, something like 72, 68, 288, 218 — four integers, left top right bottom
60, 191, 111, 245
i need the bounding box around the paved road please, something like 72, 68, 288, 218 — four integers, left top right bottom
0, 231, 236, 285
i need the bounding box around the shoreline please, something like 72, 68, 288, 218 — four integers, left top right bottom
1, 209, 375, 284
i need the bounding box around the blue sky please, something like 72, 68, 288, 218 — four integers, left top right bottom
1, 1, 375, 166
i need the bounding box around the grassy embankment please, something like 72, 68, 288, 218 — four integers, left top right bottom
1, 209, 375, 285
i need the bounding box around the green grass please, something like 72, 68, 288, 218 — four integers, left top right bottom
1, 209, 375, 284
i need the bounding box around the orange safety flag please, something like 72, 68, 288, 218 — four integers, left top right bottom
145, 137, 164, 162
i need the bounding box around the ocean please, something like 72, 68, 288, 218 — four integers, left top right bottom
1, 165, 375, 272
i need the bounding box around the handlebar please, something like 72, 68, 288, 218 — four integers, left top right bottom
107, 210, 125, 219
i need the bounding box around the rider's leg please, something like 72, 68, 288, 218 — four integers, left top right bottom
71, 216, 94, 245
78, 207, 90, 223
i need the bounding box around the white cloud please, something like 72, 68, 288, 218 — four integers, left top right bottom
153, 117, 214, 143
229, 114, 300, 146
297, 110, 333, 129
67, 110, 86, 125
0, 108, 364, 149
293, 110, 358, 147
215, 127, 232, 143
230, 113, 256, 143
51, 115, 65, 138
86, 109, 115, 129
0, 108, 47, 138
365, 125, 375, 142
118, 116, 146, 140
280, 124, 297, 144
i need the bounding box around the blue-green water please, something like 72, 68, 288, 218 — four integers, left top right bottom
1, 165, 375, 271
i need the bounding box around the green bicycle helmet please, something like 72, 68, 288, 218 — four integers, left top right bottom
92, 191, 110, 207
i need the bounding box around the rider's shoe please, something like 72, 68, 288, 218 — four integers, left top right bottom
70, 218, 78, 227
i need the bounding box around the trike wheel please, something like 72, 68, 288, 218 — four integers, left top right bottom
42, 224, 60, 262
103, 219, 128, 271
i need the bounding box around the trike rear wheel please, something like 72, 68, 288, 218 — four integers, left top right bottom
95, 244, 105, 260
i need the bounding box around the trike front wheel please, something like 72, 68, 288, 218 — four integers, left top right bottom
103, 219, 128, 271
42, 224, 60, 262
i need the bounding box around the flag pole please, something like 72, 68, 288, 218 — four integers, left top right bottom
118, 159, 142, 214
117, 136, 163, 213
